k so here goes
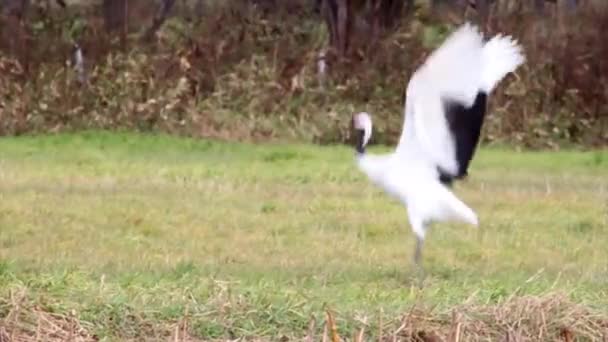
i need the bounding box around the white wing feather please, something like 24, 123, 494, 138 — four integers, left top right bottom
416, 23, 484, 106
481, 34, 525, 93
396, 23, 524, 176
410, 82, 458, 175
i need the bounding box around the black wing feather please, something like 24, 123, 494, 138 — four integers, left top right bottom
437, 91, 488, 186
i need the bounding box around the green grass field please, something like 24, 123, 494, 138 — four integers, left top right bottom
1, 132, 607, 341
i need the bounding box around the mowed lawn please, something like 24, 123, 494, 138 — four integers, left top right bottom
0, 132, 607, 340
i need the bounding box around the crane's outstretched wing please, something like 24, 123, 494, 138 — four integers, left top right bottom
396, 23, 525, 184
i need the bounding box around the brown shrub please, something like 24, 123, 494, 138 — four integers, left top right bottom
0, 1, 606, 148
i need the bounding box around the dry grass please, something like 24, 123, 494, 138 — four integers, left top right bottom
322, 293, 608, 341
2, 292, 607, 341
1, 289, 95, 342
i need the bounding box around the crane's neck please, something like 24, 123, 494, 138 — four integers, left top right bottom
355, 129, 366, 154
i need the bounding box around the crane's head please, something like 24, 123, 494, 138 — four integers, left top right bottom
352, 112, 372, 154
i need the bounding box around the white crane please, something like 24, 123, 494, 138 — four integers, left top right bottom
352, 23, 525, 267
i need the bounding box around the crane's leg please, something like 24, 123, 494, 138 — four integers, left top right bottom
409, 215, 426, 266
412, 235, 426, 288
409, 216, 426, 285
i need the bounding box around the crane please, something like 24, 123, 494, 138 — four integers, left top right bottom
352, 23, 525, 267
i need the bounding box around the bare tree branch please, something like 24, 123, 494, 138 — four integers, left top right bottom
335, 0, 350, 56
141, 0, 176, 42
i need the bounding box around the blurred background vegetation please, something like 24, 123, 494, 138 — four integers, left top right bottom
0, 0, 606, 149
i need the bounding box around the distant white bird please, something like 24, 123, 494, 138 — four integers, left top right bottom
317, 50, 327, 89
352, 23, 525, 267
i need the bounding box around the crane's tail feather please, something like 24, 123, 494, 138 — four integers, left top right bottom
440, 188, 479, 226
481, 34, 525, 94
